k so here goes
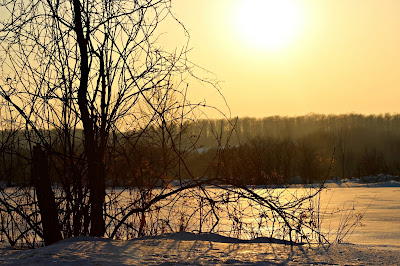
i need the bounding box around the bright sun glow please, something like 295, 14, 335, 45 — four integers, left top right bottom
233, 0, 302, 50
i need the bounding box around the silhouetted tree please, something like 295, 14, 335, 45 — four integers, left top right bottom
0, 0, 198, 242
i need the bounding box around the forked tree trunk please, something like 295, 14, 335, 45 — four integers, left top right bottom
73, 0, 106, 237
32, 145, 62, 246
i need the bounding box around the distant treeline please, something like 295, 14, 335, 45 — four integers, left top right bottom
1, 114, 400, 186
191, 113, 400, 147
187, 114, 400, 183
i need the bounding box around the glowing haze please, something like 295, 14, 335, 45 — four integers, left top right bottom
166, 0, 400, 117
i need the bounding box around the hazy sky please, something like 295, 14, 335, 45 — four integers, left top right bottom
163, 0, 400, 118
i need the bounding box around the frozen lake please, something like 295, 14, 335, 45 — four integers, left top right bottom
1, 181, 399, 249
1, 182, 400, 264
316, 185, 400, 249
106, 182, 400, 248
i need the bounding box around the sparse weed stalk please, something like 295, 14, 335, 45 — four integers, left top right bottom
334, 200, 368, 244
308, 190, 369, 245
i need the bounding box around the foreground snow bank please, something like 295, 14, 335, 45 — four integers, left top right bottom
1, 232, 400, 265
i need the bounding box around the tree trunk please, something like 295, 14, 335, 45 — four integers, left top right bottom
87, 155, 106, 237
73, 0, 106, 237
32, 145, 62, 246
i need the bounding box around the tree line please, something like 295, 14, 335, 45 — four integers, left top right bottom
2, 113, 399, 187
187, 114, 400, 183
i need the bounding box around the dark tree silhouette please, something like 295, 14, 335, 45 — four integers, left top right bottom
0, 0, 198, 242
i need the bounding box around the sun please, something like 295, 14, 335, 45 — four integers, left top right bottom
233, 0, 302, 50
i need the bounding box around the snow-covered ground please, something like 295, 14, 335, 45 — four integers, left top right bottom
1, 178, 400, 265
1, 232, 400, 265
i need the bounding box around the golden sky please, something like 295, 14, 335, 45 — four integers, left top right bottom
165, 0, 400, 118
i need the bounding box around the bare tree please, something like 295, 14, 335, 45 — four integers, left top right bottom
0, 0, 199, 241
